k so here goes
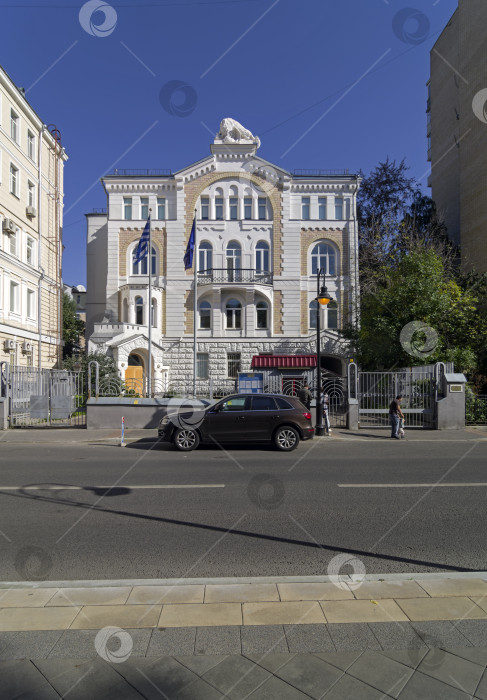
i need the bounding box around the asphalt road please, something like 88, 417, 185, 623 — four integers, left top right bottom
1, 436, 487, 581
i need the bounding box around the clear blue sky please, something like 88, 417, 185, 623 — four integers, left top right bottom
2, 0, 458, 285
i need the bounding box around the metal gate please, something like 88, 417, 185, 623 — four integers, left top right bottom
358, 370, 434, 428
274, 372, 348, 428
8, 366, 85, 427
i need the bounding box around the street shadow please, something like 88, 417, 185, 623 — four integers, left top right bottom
126, 439, 276, 452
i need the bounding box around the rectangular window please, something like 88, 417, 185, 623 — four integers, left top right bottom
9, 231, 18, 257
157, 197, 166, 220
229, 198, 238, 220
10, 164, 19, 196
123, 197, 132, 220
301, 196, 310, 220
28, 181, 35, 207
140, 197, 149, 220
9, 281, 19, 313
201, 197, 209, 220
244, 197, 252, 219
26, 237, 34, 264
196, 352, 209, 379
335, 197, 343, 220
318, 197, 327, 220
27, 289, 35, 319
227, 352, 241, 379
215, 197, 224, 220
258, 198, 267, 220
11, 110, 19, 143
27, 131, 36, 161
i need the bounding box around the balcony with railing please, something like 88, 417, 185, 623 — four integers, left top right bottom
197, 269, 273, 285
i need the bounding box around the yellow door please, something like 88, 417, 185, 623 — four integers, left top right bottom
125, 366, 144, 396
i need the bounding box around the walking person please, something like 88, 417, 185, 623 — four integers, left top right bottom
322, 389, 331, 435
389, 394, 404, 439
297, 382, 312, 410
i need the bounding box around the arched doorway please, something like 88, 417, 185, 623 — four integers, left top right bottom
125, 353, 144, 395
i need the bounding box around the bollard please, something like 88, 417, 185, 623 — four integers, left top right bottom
120, 416, 125, 447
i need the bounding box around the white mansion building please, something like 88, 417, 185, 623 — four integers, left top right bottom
85, 119, 360, 392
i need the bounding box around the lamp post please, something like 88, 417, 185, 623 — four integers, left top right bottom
315, 268, 332, 436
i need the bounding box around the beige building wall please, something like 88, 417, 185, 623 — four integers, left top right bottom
429, 0, 487, 272
0, 64, 67, 368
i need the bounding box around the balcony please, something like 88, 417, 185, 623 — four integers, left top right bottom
197, 269, 273, 285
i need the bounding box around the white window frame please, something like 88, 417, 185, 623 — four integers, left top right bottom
9, 230, 18, 257
10, 163, 19, 197
215, 197, 224, 220
199, 300, 211, 329
123, 197, 132, 220
135, 295, 144, 325
157, 197, 166, 220
26, 236, 35, 265
26, 288, 36, 319
244, 197, 252, 220
27, 130, 36, 162
318, 197, 327, 220
256, 300, 268, 329
301, 196, 310, 220
28, 180, 35, 207
225, 299, 242, 329
10, 110, 19, 144
255, 241, 270, 273
196, 352, 209, 379
335, 197, 344, 220
140, 197, 149, 220
198, 242, 212, 274
9, 280, 20, 314
201, 196, 209, 220
131, 244, 157, 276
258, 197, 267, 221
229, 198, 238, 220
310, 242, 337, 276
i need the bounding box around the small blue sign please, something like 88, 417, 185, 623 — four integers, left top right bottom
238, 372, 264, 394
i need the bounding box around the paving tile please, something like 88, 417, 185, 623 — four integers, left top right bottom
368, 621, 427, 650
321, 673, 390, 699
70, 604, 161, 629
475, 668, 487, 700
274, 654, 343, 700
202, 654, 270, 700
328, 623, 382, 651
244, 652, 296, 674
417, 648, 484, 695
454, 620, 487, 647
146, 627, 195, 656
353, 581, 429, 600
243, 601, 325, 626
171, 677, 227, 700
246, 674, 311, 699
34, 658, 143, 700
417, 579, 487, 598
0, 606, 81, 632
0, 631, 63, 659
176, 654, 227, 676
346, 649, 413, 698
321, 599, 407, 624
277, 583, 353, 601
158, 602, 242, 628
0, 588, 58, 608
47, 587, 131, 607
241, 625, 288, 654
411, 621, 473, 649
446, 647, 487, 667
205, 583, 279, 603
127, 585, 204, 605
398, 597, 487, 622
379, 648, 429, 669
195, 626, 241, 655
0, 659, 58, 699
399, 669, 474, 699
284, 623, 335, 653
48, 628, 151, 658
314, 650, 363, 671
113, 656, 200, 699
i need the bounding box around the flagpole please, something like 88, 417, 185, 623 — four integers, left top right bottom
148, 210, 152, 397
193, 208, 197, 399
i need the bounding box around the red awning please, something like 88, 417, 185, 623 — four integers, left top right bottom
251, 355, 317, 369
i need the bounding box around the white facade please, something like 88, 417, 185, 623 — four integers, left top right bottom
86, 119, 360, 390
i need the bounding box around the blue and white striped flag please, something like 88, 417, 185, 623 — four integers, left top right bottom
133, 216, 150, 265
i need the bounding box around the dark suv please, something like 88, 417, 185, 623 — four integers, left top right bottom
158, 393, 314, 452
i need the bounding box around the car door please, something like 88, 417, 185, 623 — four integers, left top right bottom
202, 395, 250, 443
247, 395, 280, 441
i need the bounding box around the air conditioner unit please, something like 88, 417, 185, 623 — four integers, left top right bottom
22, 341, 33, 353
26, 206, 37, 218
4, 339, 16, 351
2, 218, 17, 235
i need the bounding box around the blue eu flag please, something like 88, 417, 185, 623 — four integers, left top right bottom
133, 216, 150, 265
184, 217, 196, 270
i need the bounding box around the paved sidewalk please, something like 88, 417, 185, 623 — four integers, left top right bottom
2, 575, 487, 697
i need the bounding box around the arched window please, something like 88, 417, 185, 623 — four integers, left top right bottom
255, 241, 270, 274
326, 300, 338, 329
151, 298, 157, 328
215, 187, 224, 220
256, 300, 268, 329
226, 241, 242, 282
229, 185, 238, 220
309, 300, 318, 329
135, 296, 144, 325
198, 242, 213, 274
226, 298, 242, 329
122, 298, 128, 323
132, 246, 157, 275
311, 242, 336, 276
199, 300, 211, 329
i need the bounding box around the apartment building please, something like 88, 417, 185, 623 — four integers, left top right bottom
0, 64, 67, 368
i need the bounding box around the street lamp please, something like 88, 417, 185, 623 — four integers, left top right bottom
315, 268, 333, 436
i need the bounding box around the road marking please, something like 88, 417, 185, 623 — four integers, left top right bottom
338, 483, 487, 488
0, 485, 225, 490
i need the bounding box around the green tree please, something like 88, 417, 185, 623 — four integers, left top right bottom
62, 292, 85, 359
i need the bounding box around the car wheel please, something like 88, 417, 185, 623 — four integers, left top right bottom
173, 428, 200, 451
274, 426, 299, 452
